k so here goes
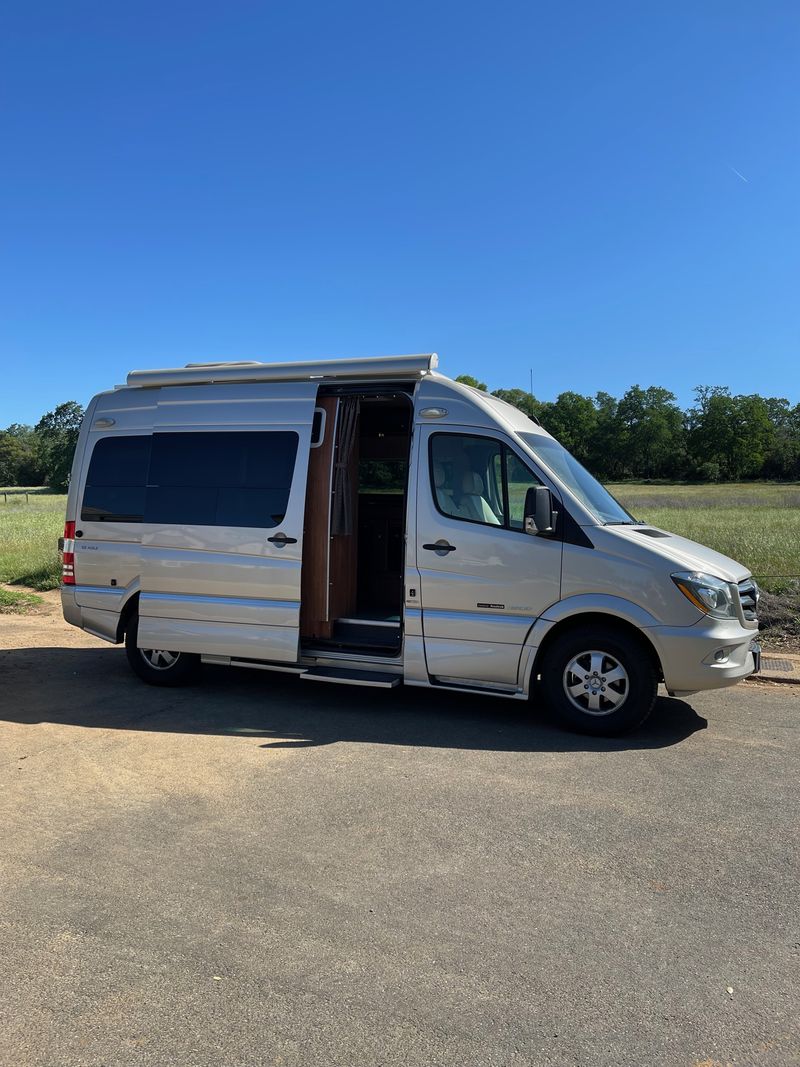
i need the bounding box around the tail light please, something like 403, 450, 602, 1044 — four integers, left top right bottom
62, 521, 76, 585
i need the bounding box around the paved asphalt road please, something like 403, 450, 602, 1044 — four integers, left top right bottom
1, 626, 798, 1066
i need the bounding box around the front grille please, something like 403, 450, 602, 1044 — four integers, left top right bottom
738, 579, 759, 622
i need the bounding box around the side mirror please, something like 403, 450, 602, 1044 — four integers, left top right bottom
524, 486, 558, 536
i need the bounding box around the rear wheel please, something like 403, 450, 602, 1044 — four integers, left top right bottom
125, 612, 200, 687
540, 625, 657, 736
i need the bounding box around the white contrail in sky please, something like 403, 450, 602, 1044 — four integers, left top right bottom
730, 166, 749, 183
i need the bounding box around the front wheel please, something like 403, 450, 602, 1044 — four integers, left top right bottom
125, 612, 200, 687
539, 626, 658, 736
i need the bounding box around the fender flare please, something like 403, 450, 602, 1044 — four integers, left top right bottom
114, 580, 141, 642
519, 594, 662, 693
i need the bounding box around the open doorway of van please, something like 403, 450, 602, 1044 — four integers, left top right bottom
299, 390, 412, 657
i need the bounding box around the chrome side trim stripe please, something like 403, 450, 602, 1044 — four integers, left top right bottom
422, 608, 535, 627
140, 592, 299, 611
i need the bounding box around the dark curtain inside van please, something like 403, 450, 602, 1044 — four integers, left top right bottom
331, 397, 359, 535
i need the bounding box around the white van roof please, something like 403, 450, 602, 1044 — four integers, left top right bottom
125, 353, 438, 388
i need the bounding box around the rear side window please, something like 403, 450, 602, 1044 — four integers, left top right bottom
81, 431, 299, 527
146, 431, 298, 527
81, 436, 151, 522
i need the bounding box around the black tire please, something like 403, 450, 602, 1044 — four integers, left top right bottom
539, 625, 658, 736
124, 612, 200, 687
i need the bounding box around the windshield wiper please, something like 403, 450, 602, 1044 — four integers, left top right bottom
603, 519, 643, 526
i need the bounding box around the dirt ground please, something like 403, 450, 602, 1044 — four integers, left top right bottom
0, 586, 97, 644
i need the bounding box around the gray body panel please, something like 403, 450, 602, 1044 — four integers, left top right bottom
72, 380, 317, 663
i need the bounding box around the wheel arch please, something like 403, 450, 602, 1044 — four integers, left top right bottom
530, 611, 663, 686
115, 590, 140, 643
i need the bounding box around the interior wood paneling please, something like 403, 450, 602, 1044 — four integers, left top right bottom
328, 429, 359, 622
300, 397, 337, 639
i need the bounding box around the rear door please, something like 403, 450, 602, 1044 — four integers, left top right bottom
137, 381, 318, 662
417, 427, 563, 686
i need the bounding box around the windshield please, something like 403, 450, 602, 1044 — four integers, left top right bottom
518, 432, 635, 525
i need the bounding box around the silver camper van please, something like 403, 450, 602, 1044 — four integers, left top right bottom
61, 354, 760, 735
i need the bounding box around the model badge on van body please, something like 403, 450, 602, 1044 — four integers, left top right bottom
61, 352, 760, 736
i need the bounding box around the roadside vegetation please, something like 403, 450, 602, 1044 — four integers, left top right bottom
0, 587, 43, 614
0, 488, 65, 591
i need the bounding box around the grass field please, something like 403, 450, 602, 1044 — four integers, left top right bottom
608, 482, 800, 595
0, 488, 66, 592
1, 481, 798, 603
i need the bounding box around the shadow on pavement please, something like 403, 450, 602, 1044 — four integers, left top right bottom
0, 644, 707, 753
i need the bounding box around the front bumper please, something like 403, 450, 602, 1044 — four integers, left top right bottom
647, 618, 760, 696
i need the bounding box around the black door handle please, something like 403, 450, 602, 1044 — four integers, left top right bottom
267, 534, 298, 545
423, 542, 456, 553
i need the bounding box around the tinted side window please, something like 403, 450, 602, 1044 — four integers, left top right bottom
81, 431, 300, 527
145, 431, 299, 528
81, 436, 151, 522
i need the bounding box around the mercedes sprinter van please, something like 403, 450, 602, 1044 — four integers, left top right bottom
61, 354, 760, 735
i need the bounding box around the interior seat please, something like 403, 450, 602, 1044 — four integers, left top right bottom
433, 462, 456, 511
455, 472, 502, 525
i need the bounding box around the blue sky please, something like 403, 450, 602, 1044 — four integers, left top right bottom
1, 1, 798, 426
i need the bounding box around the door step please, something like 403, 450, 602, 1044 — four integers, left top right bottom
300, 667, 400, 688
202, 655, 307, 674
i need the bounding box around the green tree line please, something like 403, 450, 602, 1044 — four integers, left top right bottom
0, 401, 84, 491
3, 382, 800, 491
456, 376, 800, 481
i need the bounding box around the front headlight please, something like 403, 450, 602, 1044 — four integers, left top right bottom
671, 571, 738, 620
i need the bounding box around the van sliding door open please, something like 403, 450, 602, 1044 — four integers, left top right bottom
136, 381, 318, 663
